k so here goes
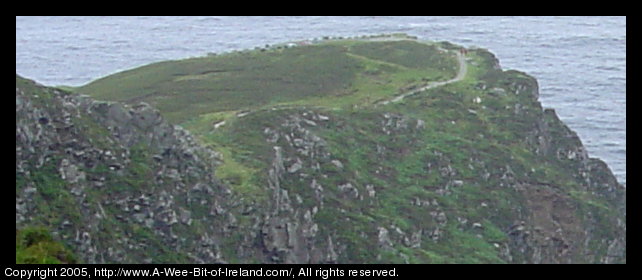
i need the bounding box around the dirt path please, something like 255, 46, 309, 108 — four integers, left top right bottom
377, 49, 467, 105
223, 46, 468, 127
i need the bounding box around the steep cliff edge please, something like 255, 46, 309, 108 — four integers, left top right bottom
17, 76, 232, 263
17, 36, 625, 263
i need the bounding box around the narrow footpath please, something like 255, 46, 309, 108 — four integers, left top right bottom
377, 49, 467, 105
223, 46, 468, 127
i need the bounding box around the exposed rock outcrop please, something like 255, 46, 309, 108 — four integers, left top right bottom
16, 76, 230, 263
16, 39, 625, 264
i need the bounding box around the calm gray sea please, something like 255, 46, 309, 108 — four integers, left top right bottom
15, 16, 626, 185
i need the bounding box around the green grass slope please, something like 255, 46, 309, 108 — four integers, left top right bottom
78, 38, 457, 124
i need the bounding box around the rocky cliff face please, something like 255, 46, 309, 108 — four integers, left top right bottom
218, 104, 626, 264
16, 76, 232, 263
16, 39, 625, 264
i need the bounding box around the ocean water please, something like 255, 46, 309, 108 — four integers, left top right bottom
15, 16, 626, 185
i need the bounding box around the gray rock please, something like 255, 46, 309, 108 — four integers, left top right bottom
365, 184, 376, 198
377, 227, 393, 250
287, 158, 303, 173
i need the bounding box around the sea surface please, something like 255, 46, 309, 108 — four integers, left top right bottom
15, 16, 626, 185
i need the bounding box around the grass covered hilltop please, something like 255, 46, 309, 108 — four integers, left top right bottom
17, 34, 625, 263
